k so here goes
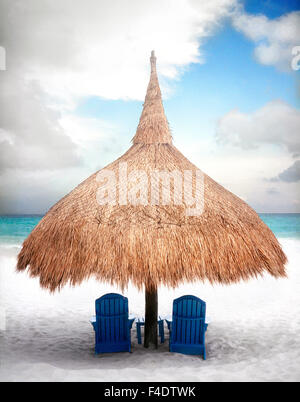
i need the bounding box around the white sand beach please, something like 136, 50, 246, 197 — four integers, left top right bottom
0, 238, 300, 382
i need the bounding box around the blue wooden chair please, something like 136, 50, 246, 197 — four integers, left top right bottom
168, 295, 207, 359
93, 293, 134, 354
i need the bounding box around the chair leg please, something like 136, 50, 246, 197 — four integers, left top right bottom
159, 321, 165, 343
136, 323, 142, 344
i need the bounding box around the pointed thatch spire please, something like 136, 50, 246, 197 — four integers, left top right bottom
133, 50, 172, 144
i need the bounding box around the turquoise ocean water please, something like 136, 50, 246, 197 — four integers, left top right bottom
0, 214, 300, 246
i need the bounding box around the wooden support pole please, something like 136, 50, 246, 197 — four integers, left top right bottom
144, 285, 158, 348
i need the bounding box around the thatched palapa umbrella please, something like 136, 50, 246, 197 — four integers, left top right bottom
18, 51, 287, 347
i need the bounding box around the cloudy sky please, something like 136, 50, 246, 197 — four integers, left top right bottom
0, 0, 299, 214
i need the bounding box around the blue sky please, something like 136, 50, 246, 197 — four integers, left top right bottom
0, 0, 299, 213
245, 0, 299, 17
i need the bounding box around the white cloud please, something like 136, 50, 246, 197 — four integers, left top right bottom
180, 134, 300, 212
216, 100, 300, 154
270, 160, 300, 183
232, 9, 300, 71
0, 168, 90, 215
213, 100, 300, 212
59, 115, 128, 170
0, 72, 81, 171
1, 0, 236, 101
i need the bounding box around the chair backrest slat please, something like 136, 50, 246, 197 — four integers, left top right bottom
171, 295, 206, 345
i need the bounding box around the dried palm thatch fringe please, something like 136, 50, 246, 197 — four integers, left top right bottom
17, 51, 287, 292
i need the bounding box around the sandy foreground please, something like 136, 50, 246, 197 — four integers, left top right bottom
0, 238, 299, 382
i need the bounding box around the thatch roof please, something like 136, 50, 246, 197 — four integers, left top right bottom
17, 51, 287, 291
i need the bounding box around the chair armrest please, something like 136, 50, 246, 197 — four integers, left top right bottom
90, 315, 96, 331
128, 317, 135, 330
165, 319, 172, 332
